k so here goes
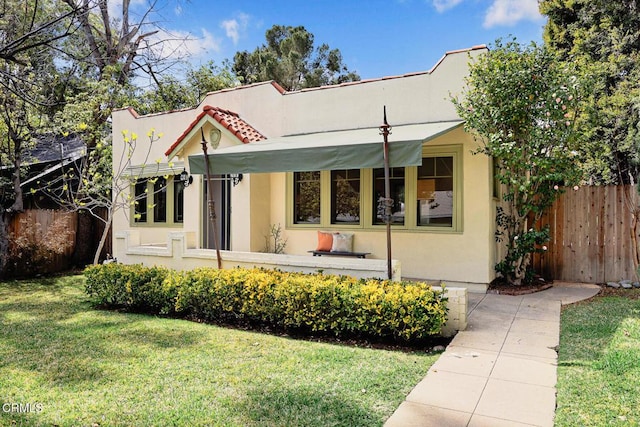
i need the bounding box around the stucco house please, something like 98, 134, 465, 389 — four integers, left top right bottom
111, 45, 495, 293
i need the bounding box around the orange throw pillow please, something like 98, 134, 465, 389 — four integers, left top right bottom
316, 231, 333, 251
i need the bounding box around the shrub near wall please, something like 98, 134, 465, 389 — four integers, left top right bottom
84, 264, 448, 341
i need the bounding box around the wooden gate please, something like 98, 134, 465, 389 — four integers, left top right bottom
533, 185, 639, 283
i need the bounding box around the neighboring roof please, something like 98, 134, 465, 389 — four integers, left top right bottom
24, 134, 86, 165
165, 105, 266, 157
19, 135, 87, 188
189, 121, 463, 175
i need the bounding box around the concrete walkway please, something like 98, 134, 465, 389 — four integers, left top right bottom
385, 282, 601, 427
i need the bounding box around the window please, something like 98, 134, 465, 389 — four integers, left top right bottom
417, 156, 454, 227
153, 177, 167, 223
134, 178, 148, 223
331, 169, 360, 225
174, 179, 185, 223
293, 171, 321, 224
286, 144, 462, 232
372, 167, 405, 225
131, 175, 183, 226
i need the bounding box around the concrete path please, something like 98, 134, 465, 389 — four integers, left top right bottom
385, 282, 601, 427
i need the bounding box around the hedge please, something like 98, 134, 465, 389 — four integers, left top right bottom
84, 264, 448, 341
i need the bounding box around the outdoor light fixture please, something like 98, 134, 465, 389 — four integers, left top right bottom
179, 169, 193, 187
230, 173, 243, 186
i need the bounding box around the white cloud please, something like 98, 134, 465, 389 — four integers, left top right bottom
221, 13, 250, 45
106, 0, 147, 20
148, 28, 221, 61
432, 0, 464, 12
483, 0, 544, 28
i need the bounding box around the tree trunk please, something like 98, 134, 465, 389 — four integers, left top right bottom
93, 210, 112, 265
0, 213, 10, 279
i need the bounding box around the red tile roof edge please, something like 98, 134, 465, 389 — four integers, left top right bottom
164, 105, 265, 157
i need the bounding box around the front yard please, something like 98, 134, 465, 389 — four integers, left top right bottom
0, 276, 438, 427
555, 289, 640, 426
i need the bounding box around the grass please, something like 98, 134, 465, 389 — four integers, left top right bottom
0, 275, 439, 427
555, 289, 640, 426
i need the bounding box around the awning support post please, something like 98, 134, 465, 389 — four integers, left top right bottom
380, 106, 393, 280
201, 129, 222, 269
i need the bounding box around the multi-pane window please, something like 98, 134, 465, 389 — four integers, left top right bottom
331, 169, 360, 225
288, 146, 461, 231
132, 175, 183, 225
293, 171, 321, 224
417, 156, 454, 227
372, 167, 405, 225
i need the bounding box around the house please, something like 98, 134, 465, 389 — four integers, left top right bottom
111, 45, 495, 293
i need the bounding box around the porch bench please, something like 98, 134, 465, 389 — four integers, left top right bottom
308, 250, 370, 259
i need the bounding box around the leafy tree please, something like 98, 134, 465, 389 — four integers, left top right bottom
541, 0, 640, 278
0, 0, 78, 277
46, 0, 190, 264
453, 39, 583, 285
233, 25, 360, 91
540, 0, 640, 185
138, 60, 238, 114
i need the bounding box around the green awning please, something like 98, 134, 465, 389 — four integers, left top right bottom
188, 121, 462, 175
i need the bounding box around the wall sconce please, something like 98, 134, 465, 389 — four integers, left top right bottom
179, 169, 193, 187
230, 173, 243, 186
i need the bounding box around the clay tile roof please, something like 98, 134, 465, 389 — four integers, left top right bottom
165, 105, 266, 157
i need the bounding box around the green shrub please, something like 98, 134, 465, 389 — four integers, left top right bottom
84, 265, 448, 341
84, 263, 177, 314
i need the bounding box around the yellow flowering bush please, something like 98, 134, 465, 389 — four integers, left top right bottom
85, 264, 449, 341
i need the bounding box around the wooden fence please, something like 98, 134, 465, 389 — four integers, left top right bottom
533, 185, 639, 283
7, 209, 110, 276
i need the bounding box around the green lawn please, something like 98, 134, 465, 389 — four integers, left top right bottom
556, 289, 640, 426
0, 275, 438, 427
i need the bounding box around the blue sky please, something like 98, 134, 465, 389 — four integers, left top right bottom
137, 0, 547, 80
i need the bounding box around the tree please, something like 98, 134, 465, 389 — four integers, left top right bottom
540, 0, 640, 185
138, 60, 238, 114
46, 0, 191, 264
36, 127, 168, 264
0, 0, 79, 277
453, 39, 583, 285
541, 0, 640, 278
233, 25, 360, 91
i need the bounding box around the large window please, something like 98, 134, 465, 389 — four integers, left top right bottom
287, 145, 462, 231
331, 169, 360, 225
417, 156, 454, 227
293, 171, 321, 224
131, 175, 183, 226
